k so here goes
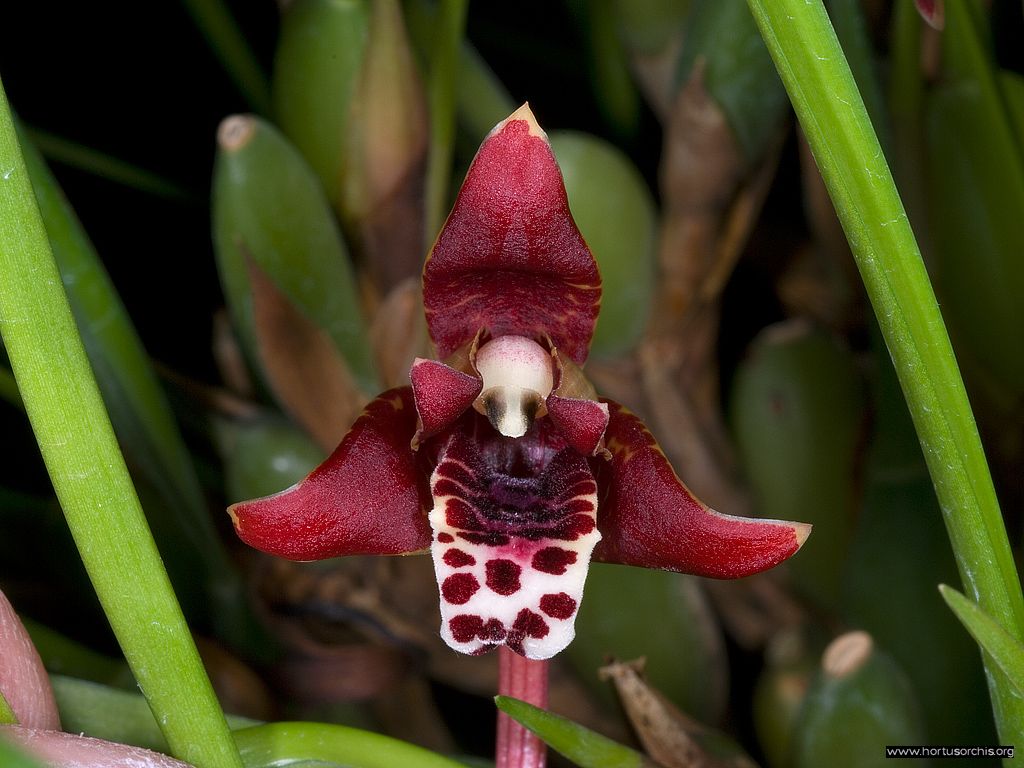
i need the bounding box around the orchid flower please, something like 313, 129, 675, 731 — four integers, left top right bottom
229, 104, 810, 661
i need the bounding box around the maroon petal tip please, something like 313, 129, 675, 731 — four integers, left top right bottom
592, 400, 809, 578
410, 358, 481, 445
547, 395, 609, 457
423, 105, 601, 364
230, 388, 432, 560
915, 0, 944, 30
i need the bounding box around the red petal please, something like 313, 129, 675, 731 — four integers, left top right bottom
230, 388, 432, 559
592, 401, 810, 578
410, 358, 481, 443
423, 105, 601, 364
546, 395, 609, 456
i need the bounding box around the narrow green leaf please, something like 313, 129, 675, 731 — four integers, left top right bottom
494, 697, 651, 768
745, 0, 1024, 745
21, 618, 134, 689
233, 721, 469, 768
455, 44, 516, 143
424, 0, 469, 246
940, 585, 1024, 699
826, 0, 888, 145
1000, 71, 1024, 154
886, 0, 930, 257
25, 126, 195, 202
0, 362, 21, 409
17, 126, 262, 654
213, 115, 377, 394
579, 0, 642, 138
180, 0, 271, 114
924, 2, 1024, 397
52, 675, 257, 754
611, 0, 691, 56
0, 76, 241, 768
403, 0, 515, 144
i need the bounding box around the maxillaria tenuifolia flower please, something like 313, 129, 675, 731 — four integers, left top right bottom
230, 104, 810, 660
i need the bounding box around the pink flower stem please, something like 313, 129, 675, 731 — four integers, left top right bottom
496, 647, 548, 768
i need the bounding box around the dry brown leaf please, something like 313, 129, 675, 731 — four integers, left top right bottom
247, 258, 367, 452
195, 637, 275, 720
344, 0, 429, 294
212, 308, 255, 398
600, 661, 758, 768
702, 574, 807, 651
369, 277, 432, 388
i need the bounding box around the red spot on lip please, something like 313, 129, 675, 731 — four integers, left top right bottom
443, 548, 476, 568
539, 592, 577, 619
486, 559, 522, 595
437, 533, 455, 543
449, 614, 507, 645
532, 547, 577, 575
506, 608, 549, 653
558, 514, 596, 540
442, 573, 480, 604
482, 618, 506, 641
449, 614, 484, 643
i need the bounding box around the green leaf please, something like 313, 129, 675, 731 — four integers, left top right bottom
212, 115, 377, 394
611, 0, 691, 56
745, 0, 1024, 745
494, 697, 651, 768
676, 0, 788, 164
424, 0, 469, 245
940, 585, 1024, 700
0, 362, 20, 408
793, 633, 926, 768
577, 0, 642, 138
233, 722, 469, 768
924, 2, 1024, 397
220, 417, 324, 503
564, 564, 726, 724
52, 675, 257, 753
0, 76, 241, 768
180, 0, 271, 114
0, 688, 16, 725
22, 618, 134, 689
731, 322, 864, 611
549, 132, 657, 359
0, 738, 46, 768
272, 0, 370, 207
842, 325, 993, 744
17, 124, 262, 654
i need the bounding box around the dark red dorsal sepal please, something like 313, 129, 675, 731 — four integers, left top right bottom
591, 401, 810, 578
229, 388, 433, 559
423, 105, 601, 365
